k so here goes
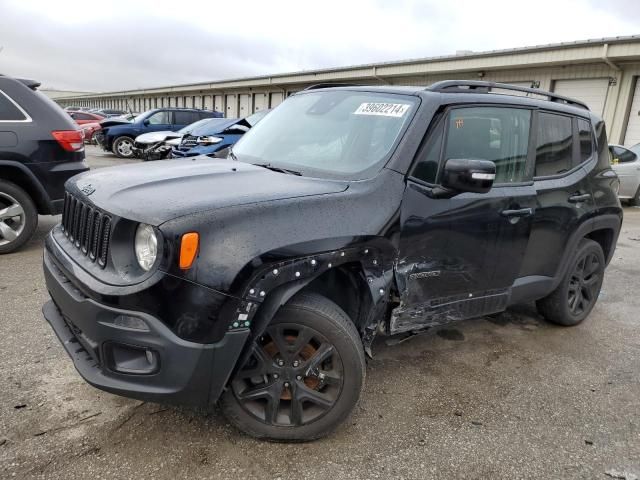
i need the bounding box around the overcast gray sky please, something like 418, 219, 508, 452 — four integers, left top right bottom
0, 0, 639, 92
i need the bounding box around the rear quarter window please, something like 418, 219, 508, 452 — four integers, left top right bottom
577, 118, 594, 163
0, 91, 28, 121
534, 112, 573, 177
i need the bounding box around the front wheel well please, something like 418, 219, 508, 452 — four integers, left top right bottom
299, 262, 373, 333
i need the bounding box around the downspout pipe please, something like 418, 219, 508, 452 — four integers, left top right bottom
372, 66, 389, 85
602, 43, 621, 71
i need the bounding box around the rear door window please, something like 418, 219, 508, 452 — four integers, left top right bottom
174, 111, 198, 125
535, 112, 573, 177
0, 91, 28, 121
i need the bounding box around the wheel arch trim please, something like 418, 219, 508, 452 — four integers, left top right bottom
226, 240, 397, 366
0, 160, 54, 214
550, 213, 621, 292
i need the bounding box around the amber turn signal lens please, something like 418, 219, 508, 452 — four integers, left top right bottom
179, 232, 199, 270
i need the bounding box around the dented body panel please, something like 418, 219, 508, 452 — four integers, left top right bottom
392, 181, 536, 334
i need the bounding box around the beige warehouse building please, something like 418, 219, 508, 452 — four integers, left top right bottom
54, 35, 640, 146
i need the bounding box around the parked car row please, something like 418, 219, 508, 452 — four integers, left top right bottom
133, 109, 270, 160
94, 107, 223, 158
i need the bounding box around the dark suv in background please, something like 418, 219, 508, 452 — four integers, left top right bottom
42, 81, 621, 441
95, 108, 223, 158
0, 75, 87, 253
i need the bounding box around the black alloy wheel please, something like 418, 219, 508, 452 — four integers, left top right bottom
537, 239, 605, 326
231, 323, 344, 427
220, 292, 366, 441
567, 251, 601, 316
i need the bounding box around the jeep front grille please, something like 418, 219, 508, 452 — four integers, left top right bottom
61, 192, 111, 268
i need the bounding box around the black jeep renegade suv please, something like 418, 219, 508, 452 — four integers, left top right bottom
42, 81, 622, 441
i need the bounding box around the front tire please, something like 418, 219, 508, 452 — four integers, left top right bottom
112, 136, 135, 158
0, 180, 38, 254
220, 292, 366, 441
537, 239, 605, 326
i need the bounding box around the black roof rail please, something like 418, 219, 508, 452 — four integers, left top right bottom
304, 83, 361, 91
427, 80, 589, 111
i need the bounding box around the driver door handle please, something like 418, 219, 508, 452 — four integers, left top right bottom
501, 208, 533, 218
568, 193, 592, 203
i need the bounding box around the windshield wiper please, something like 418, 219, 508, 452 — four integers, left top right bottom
254, 163, 302, 176
228, 147, 239, 162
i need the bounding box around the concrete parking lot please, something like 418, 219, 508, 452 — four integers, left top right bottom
0, 146, 639, 479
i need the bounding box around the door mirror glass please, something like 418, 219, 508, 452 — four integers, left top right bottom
609, 145, 637, 164
441, 158, 496, 193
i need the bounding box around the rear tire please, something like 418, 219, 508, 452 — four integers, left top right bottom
220, 292, 366, 441
536, 239, 605, 326
630, 186, 640, 206
0, 180, 38, 254
112, 136, 135, 158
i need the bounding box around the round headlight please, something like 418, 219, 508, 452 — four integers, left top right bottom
134, 223, 157, 271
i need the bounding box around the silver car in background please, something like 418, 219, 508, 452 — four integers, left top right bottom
610, 143, 640, 205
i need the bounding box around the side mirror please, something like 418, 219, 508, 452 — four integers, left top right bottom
441, 158, 496, 194
143, 118, 150, 126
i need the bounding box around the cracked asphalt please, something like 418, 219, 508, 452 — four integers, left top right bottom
1, 146, 639, 479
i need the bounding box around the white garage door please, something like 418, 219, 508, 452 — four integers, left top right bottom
553, 78, 609, 115
624, 78, 640, 147
226, 94, 237, 117
253, 93, 267, 112
270, 92, 284, 108
214, 95, 224, 114
239, 94, 250, 117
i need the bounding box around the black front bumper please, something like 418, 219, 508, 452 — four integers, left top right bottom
42, 248, 249, 407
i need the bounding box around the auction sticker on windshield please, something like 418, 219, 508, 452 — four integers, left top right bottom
354, 102, 411, 117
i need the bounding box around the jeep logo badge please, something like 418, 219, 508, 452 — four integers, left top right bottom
81, 184, 96, 196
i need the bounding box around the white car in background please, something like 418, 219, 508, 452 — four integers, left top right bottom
610, 143, 640, 205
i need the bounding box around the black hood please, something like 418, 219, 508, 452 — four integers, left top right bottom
67, 158, 348, 225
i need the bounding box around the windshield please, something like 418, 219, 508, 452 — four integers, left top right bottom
232, 91, 418, 178
132, 111, 152, 123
